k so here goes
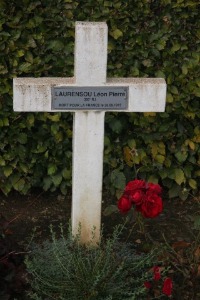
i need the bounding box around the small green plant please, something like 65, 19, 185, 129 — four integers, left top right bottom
26, 224, 160, 300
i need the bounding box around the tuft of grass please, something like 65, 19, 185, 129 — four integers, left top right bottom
25, 224, 158, 300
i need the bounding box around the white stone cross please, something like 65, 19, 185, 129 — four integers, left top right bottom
13, 22, 166, 244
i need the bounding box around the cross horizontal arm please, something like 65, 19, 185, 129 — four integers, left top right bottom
13, 77, 166, 112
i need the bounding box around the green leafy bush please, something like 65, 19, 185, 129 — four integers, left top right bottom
0, 0, 199, 199
25, 225, 158, 300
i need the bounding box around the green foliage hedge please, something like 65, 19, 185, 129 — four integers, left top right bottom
0, 0, 199, 199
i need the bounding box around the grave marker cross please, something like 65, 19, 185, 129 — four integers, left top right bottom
13, 22, 166, 244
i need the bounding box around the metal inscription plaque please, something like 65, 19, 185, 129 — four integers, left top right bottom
51, 86, 128, 110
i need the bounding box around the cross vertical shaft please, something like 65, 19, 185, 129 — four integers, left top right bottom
72, 23, 108, 243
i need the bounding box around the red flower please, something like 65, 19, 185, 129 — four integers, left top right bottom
137, 192, 163, 218
125, 179, 146, 192
162, 277, 173, 296
129, 190, 144, 205
144, 281, 151, 289
117, 179, 163, 218
148, 182, 162, 194
117, 194, 132, 213
153, 266, 161, 281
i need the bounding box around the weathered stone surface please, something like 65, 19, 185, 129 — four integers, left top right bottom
13, 22, 166, 244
